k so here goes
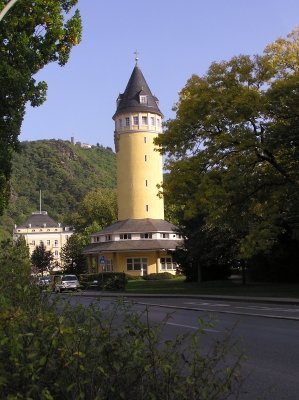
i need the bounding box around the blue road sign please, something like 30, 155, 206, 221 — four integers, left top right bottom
100, 255, 105, 265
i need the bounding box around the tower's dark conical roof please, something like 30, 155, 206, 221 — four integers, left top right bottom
113, 64, 163, 119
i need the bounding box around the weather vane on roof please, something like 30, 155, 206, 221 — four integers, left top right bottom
134, 49, 139, 64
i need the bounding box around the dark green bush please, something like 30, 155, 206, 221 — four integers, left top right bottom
0, 288, 245, 399
143, 272, 175, 280
126, 274, 143, 281
78, 272, 128, 290
0, 242, 245, 399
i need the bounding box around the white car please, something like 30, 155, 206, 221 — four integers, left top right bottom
55, 275, 80, 293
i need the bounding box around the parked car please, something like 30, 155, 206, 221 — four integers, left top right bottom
54, 275, 80, 293
36, 276, 51, 288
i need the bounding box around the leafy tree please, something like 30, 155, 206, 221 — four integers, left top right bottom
155, 27, 299, 266
30, 242, 53, 276
0, 0, 82, 215
69, 188, 118, 232
60, 233, 88, 274
0, 235, 31, 280
173, 214, 239, 283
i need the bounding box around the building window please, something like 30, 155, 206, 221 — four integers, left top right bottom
127, 257, 147, 271
32, 230, 35, 232
39, 240, 43, 246
140, 233, 152, 239
32, 240, 35, 246
160, 257, 177, 271
120, 234, 131, 239
157, 118, 160, 127
55, 229, 58, 231
47, 229, 50, 231
40, 229, 43, 232
140, 96, 147, 103
133, 116, 138, 125
150, 117, 155, 125
47, 240, 50, 246
54, 250, 59, 258
119, 118, 122, 128
142, 116, 147, 125
65, 235, 69, 240
144, 155, 147, 162
54, 240, 58, 247
146, 205, 149, 212
106, 235, 111, 241
17, 230, 20, 232
104, 259, 113, 272
144, 136, 147, 143
96, 236, 99, 242
145, 179, 148, 187
125, 117, 129, 126
161, 233, 169, 238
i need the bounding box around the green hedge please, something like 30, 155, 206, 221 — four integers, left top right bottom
143, 272, 175, 280
126, 274, 143, 281
78, 272, 128, 291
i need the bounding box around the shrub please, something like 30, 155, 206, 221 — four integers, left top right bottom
143, 272, 175, 280
126, 274, 143, 281
78, 272, 128, 290
0, 288, 245, 399
0, 252, 245, 399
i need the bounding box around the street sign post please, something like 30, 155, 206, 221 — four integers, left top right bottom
99, 255, 105, 290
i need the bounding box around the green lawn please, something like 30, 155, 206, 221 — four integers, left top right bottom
125, 276, 299, 298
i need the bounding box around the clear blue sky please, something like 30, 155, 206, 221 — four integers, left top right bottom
19, 0, 299, 150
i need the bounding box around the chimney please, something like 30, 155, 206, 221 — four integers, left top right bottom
14, 224, 17, 229
71, 136, 74, 145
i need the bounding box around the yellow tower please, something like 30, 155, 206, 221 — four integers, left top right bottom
113, 57, 164, 220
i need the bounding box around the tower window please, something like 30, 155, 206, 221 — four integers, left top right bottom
144, 155, 147, 162
157, 118, 160, 127
140, 96, 147, 103
145, 179, 148, 187
133, 116, 138, 125
119, 118, 122, 128
146, 205, 149, 212
161, 233, 169, 238
144, 136, 147, 143
47, 240, 50, 246
150, 117, 155, 125
142, 116, 147, 125
125, 117, 129, 126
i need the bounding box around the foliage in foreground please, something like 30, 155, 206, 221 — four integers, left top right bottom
0, 280, 245, 399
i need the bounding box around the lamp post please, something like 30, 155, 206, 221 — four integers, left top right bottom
0, 0, 20, 22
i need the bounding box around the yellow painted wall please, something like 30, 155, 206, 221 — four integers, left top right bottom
115, 113, 164, 220
97, 250, 171, 274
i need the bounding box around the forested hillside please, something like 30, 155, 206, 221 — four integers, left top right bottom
0, 140, 116, 239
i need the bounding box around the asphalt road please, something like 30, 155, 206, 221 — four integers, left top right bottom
68, 294, 299, 399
